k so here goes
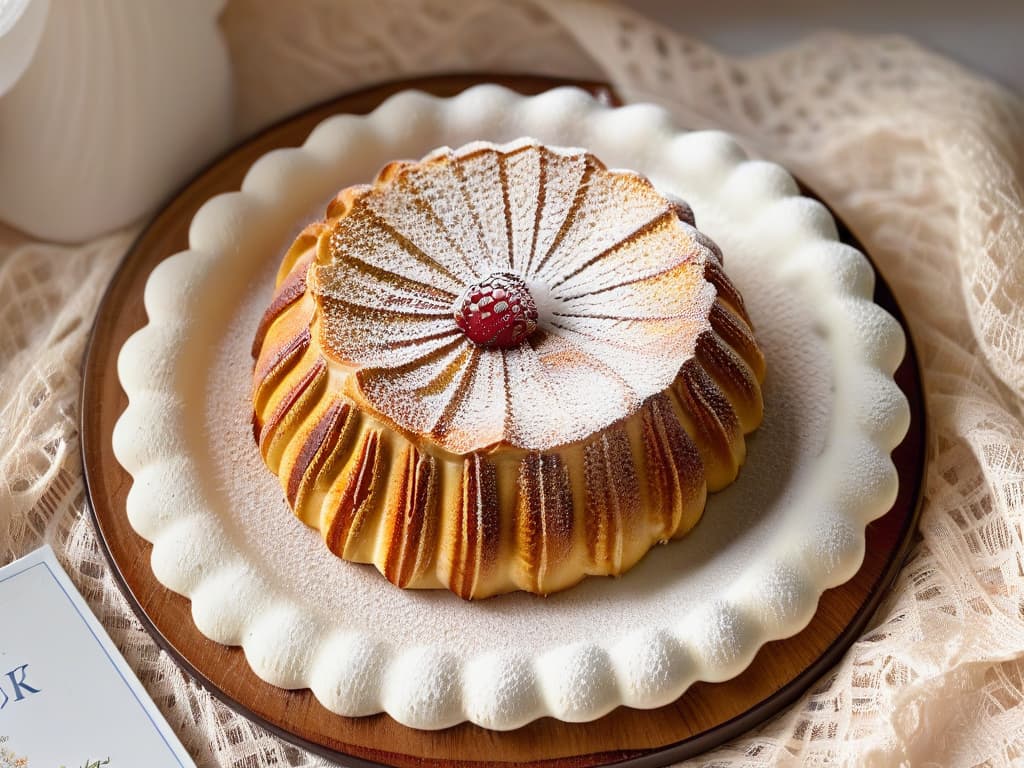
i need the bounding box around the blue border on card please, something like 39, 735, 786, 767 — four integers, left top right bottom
0, 558, 187, 766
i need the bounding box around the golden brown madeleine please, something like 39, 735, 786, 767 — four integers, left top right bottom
251, 140, 765, 598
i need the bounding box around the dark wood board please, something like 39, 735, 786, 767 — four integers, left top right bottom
80, 74, 926, 768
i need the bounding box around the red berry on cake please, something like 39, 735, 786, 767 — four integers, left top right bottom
453, 272, 539, 348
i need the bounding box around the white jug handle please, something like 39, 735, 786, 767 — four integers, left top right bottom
0, 0, 50, 98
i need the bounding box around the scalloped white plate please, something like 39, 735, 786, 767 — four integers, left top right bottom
112, 85, 909, 731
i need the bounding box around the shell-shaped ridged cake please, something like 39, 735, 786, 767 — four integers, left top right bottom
251, 139, 765, 599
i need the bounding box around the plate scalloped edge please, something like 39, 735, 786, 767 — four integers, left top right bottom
111, 85, 910, 731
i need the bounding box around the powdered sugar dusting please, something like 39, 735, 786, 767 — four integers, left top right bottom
200, 201, 831, 657
315, 141, 715, 454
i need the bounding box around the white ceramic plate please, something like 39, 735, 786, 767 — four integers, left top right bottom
113, 85, 909, 730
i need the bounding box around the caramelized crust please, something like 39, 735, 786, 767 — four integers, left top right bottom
251, 142, 766, 598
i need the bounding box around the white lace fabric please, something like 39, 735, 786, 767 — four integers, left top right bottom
1, 1, 1022, 765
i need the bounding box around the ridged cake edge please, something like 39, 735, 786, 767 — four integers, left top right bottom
113, 85, 910, 730
249, 142, 766, 599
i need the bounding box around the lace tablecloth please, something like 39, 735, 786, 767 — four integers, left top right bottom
2, 1, 1022, 765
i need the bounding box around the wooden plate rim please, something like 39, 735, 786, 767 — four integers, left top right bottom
79, 73, 927, 768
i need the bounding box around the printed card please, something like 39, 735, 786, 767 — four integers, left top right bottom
0, 545, 195, 767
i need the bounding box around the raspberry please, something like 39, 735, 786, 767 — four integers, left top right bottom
453, 272, 539, 348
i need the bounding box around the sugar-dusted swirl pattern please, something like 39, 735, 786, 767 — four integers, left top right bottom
251, 141, 765, 598
315, 142, 736, 456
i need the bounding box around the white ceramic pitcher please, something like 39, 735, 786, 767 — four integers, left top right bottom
0, 0, 233, 242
